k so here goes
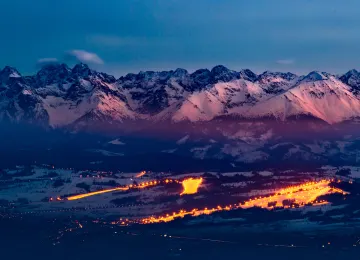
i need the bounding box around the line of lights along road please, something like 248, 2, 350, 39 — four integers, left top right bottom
55, 176, 347, 225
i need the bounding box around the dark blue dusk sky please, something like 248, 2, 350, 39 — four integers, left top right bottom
1, 0, 360, 76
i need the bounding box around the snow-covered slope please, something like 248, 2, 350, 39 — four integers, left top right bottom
1, 64, 360, 128
0, 63, 136, 127
239, 72, 360, 123
172, 79, 265, 122
172, 70, 299, 122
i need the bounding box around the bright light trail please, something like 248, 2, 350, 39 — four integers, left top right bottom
67, 186, 129, 201
65, 178, 186, 201
139, 179, 347, 224
135, 171, 147, 178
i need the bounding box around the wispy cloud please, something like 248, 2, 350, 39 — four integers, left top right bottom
276, 59, 295, 65
36, 58, 59, 67
66, 50, 104, 64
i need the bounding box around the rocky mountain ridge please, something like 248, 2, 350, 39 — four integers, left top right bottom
1, 63, 360, 129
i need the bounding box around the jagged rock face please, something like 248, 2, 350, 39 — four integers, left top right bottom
118, 70, 186, 115
258, 71, 298, 94
190, 69, 212, 89
0, 63, 360, 128
239, 69, 258, 82
340, 69, 360, 94
302, 71, 329, 82
210, 65, 240, 83
0, 66, 22, 87
35, 64, 72, 89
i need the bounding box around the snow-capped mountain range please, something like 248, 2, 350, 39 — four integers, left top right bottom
1, 63, 360, 128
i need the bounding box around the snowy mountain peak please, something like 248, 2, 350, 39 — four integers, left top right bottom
190, 68, 212, 88
257, 71, 298, 94
0, 66, 23, 89
347, 69, 359, 75
138, 70, 157, 80
1, 65, 360, 128
38, 63, 70, 73
0, 66, 21, 79
210, 65, 239, 82
173, 68, 188, 78
35, 63, 71, 88
71, 63, 92, 77
340, 69, 360, 82
340, 69, 360, 93
303, 71, 329, 82
70, 63, 116, 84
259, 71, 297, 81
239, 69, 258, 82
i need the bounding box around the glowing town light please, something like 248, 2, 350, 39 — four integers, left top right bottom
140, 179, 347, 224
180, 178, 203, 195
65, 178, 182, 201
136, 171, 146, 178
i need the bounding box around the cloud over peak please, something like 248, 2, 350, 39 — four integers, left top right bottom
36, 58, 59, 68
66, 50, 104, 65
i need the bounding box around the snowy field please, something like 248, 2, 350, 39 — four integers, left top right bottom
0, 164, 356, 222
